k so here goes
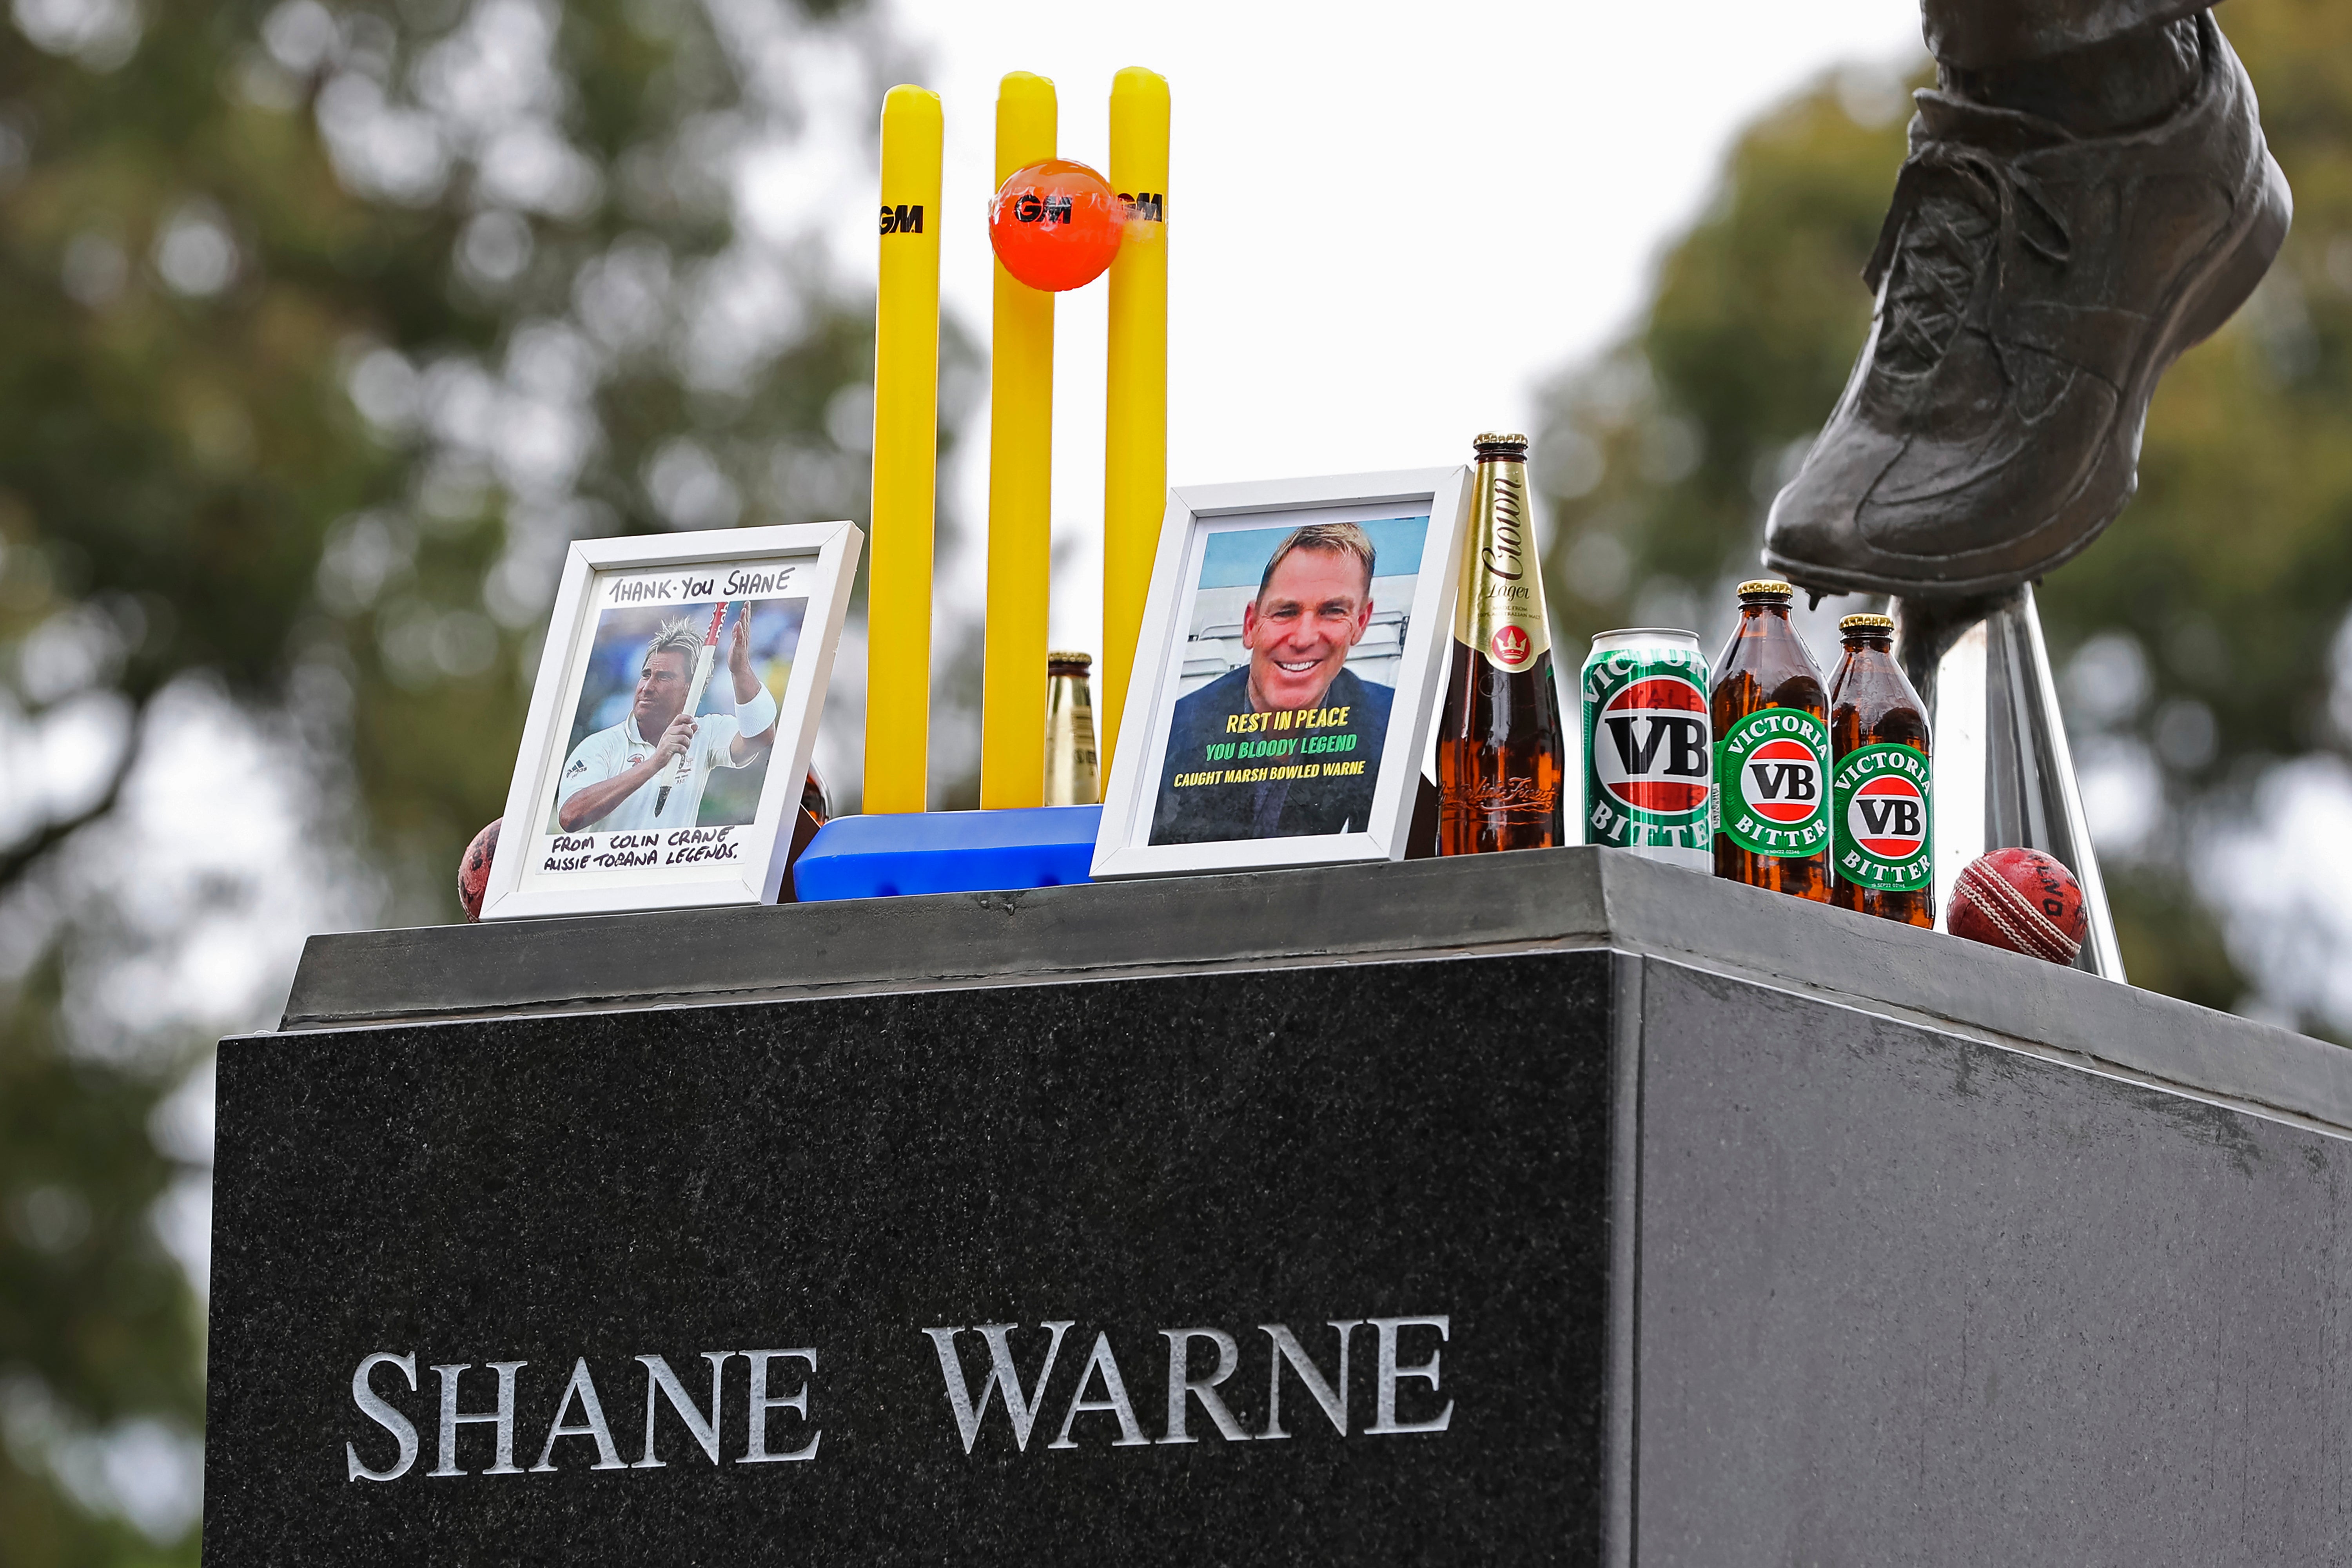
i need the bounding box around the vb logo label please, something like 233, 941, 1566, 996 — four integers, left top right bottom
1741, 738, 1820, 824
1595, 678, 1709, 814
1719, 707, 1829, 857
1831, 742, 1933, 890
1847, 773, 1925, 857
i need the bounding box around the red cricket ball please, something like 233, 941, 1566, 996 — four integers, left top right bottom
987, 158, 1124, 292
1947, 847, 2087, 966
458, 818, 501, 923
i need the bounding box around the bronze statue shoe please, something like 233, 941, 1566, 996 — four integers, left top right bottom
1764, 12, 2289, 600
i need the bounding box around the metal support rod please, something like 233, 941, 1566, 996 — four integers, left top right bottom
1894, 586, 2125, 979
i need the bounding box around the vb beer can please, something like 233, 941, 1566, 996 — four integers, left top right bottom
1581, 629, 1713, 870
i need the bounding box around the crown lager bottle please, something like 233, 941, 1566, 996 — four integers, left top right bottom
1828, 613, 1933, 925
1711, 580, 1830, 899
1044, 651, 1100, 807
1439, 433, 1566, 854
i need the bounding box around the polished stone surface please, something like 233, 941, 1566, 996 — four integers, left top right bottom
278, 846, 2352, 1138
1627, 961, 2352, 1561
214, 852, 2352, 1564
206, 953, 1613, 1564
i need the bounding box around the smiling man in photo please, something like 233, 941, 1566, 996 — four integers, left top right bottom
1151, 521, 1393, 845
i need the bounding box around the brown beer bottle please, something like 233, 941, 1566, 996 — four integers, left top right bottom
1439, 433, 1566, 854
1710, 580, 1831, 899
1828, 613, 1934, 926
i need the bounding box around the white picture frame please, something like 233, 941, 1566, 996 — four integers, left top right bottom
479, 521, 862, 920
1092, 467, 1472, 880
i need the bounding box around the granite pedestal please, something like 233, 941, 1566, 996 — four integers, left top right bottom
205, 848, 2352, 1564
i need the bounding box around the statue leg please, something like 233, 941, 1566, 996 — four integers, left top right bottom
1920, 0, 2209, 76
1760, 2, 2290, 602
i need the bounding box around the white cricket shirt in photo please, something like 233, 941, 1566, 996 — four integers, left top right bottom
556, 712, 750, 831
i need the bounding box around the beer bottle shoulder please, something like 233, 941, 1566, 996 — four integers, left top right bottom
1829, 647, 1929, 750
1710, 609, 1824, 712
1710, 665, 1826, 716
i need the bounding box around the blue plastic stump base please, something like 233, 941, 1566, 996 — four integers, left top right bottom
791, 806, 1100, 902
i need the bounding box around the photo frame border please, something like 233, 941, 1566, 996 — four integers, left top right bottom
1092, 466, 1472, 880
479, 519, 862, 920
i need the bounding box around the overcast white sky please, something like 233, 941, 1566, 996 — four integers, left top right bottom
868, 0, 1926, 651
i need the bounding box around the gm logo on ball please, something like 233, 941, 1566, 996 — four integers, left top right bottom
1717, 707, 1830, 857
1583, 652, 1711, 851
1832, 743, 1933, 891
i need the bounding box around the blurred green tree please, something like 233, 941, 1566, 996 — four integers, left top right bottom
0, 0, 911, 1558
1535, 0, 2352, 1031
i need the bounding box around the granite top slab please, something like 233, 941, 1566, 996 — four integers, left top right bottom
269, 846, 2347, 1137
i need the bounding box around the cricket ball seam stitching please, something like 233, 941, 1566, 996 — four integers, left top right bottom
1978, 884, 2058, 962
1958, 872, 2033, 954
1997, 869, 2083, 962
1963, 866, 2069, 962
1959, 861, 2079, 963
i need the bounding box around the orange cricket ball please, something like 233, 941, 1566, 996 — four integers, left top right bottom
988, 158, 1123, 292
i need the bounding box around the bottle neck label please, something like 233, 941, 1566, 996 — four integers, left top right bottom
1454, 461, 1549, 671
1831, 741, 1933, 891
1716, 707, 1831, 857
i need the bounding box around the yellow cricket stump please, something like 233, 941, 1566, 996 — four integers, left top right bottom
864, 71, 1165, 816
1102, 67, 1170, 778
979, 72, 1058, 810
865, 85, 942, 814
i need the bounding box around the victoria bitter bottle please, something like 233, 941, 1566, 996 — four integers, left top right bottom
1827, 611, 1934, 925
1710, 579, 1831, 900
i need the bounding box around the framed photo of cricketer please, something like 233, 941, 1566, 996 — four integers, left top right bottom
479, 520, 861, 920
1093, 467, 1471, 880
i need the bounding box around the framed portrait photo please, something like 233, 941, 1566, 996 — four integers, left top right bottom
1093, 467, 1472, 879
479, 521, 861, 920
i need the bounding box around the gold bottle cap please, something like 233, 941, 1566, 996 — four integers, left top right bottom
1839, 613, 1895, 632
1047, 650, 1092, 670
1736, 579, 1795, 600
1473, 432, 1530, 457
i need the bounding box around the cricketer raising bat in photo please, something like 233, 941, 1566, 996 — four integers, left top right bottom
552, 603, 784, 837
656, 600, 730, 818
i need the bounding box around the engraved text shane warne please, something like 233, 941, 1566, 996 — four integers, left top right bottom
343, 1312, 1454, 1480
